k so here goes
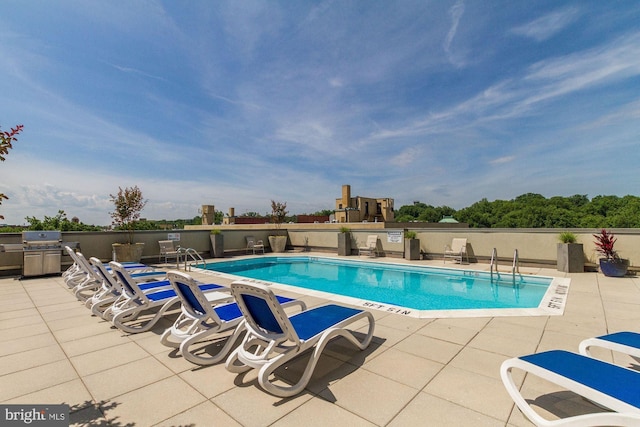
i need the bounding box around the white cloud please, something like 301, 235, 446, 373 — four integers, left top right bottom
511, 7, 579, 41
490, 156, 515, 165
443, 0, 466, 67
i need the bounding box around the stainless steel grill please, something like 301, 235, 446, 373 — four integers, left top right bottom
22, 231, 62, 277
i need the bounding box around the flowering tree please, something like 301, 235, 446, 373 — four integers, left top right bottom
0, 124, 24, 220
109, 186, 147, 244
270, 200, 288, 234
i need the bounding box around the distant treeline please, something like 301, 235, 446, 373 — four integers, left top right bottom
395, 193, 640, 228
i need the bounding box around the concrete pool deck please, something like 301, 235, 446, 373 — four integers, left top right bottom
0, 253, 638, 426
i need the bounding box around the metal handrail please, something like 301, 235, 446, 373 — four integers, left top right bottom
177, 247, 206, 271
512, 249, 520, 286
490, 248, 498, 281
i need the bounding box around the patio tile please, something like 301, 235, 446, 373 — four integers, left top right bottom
5, 379, 92, 410
320, 368, 419, 426
376, 312, 431, 333
482, 318, 544, 342
416, 319, 480, 345
213, 382, 312, 427
0, 316, 46, 335
0, 331, 58, 357
270, 349, 365, 396
40, 305, 91, 322
394, 333, 463, 364
0, 322, 51, 343
70, 341, 150, 376
37, 300, 86, 314
424, 365, 514, 420
0, 359, 78, 401
449, 346, 524, 385
370, 323, 415, 348
272, 395, 377, 427
0, 344, 67, 376
101, 376, 206, 426
388, 391, 504, 426
52, 320, 116, 342
82, 356, 173, 401
127, 329, 174, 355
178, 363, 238, 399
153, 400, 242, 427
59, 329, 132, 357
363, 347, 444, 389
536, 330, 585, 353
467, 330, 538, 358
0, 306, 40, 323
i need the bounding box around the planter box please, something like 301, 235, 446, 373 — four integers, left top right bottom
112, 243, 145, 263
337, 232, 351, 256
268, 235, 287, 253
557, 243, 584, 273
599, 258, 629, 277
404, 239, 420, 260
210, 234, 224, 258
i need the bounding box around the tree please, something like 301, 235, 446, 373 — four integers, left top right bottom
0, 124, 24, 219
270, 200, 288, 234
109, 186, 147, 244
24, 210, 102, 231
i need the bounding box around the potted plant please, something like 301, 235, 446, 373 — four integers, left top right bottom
210, 229, 224, 258
337, 226, 352, 256
110, 186, 147, 262
593, 229, 629, 277
557, 231, 583, 273
268, 200, 288, 253
404, 230, 420, 260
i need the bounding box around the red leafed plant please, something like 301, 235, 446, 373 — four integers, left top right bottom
593, 228, 619, 261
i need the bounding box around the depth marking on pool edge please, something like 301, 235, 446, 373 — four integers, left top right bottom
361, 301, 415, 316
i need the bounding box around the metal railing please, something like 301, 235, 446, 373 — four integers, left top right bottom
512, 248, 520, 286
491, 247, 521, 285
490, 248, 499, 281
177, 247, 206, 271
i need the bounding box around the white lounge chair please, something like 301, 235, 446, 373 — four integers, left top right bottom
225, 280, 375, 397
69, 250, 156, 301
501, 350, 640, 426
108, 261, 227, 333
443, 238, 468, 264
87, 257, 169, 319
160, 271, 305, 366
579, 331, 640, 363
245, 236, 265, 254
358, 235, 379, 257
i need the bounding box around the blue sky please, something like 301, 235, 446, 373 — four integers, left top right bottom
1, 1, 639, 226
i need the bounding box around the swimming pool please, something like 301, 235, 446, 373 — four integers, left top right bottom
201, 256, 569, 318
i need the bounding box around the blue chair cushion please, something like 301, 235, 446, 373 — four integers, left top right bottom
217, 296, 294, 323
289, 305, 363, 341
520, 350, 640, 408
597, 331, 640, 349
139, 280, 171, 291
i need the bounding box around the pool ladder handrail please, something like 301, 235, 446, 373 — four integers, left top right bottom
177, 247, 206, 271
490, 248, 499, 281
490, 248, 521, 285
512, 249, 520, 286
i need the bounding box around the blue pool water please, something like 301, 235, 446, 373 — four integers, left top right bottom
203, 257, 553, 311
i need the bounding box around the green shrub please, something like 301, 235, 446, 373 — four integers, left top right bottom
558, 231, 577, 244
